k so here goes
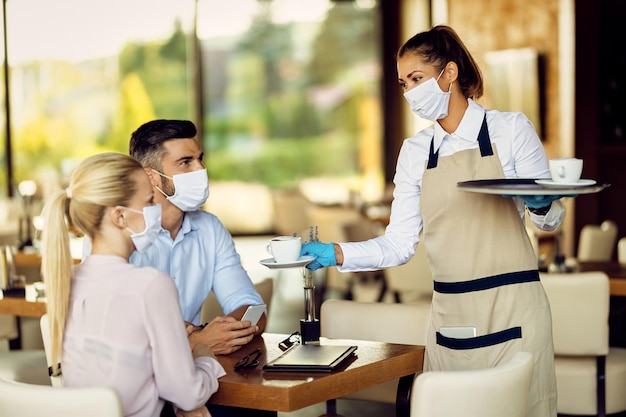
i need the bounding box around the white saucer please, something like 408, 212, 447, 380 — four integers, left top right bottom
259, 256, 314, 269
535, 179, 596, 187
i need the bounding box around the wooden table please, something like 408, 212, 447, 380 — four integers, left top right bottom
577, 261, 626, 296
209, 333, 425, 417
13, 251, 43, 268
0, 295, 46, 349
0, 295, 46, 318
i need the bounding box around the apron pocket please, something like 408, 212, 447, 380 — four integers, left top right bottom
436, 326, 521, 350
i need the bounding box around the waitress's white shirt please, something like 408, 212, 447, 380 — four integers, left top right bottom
339, 99, 565, 272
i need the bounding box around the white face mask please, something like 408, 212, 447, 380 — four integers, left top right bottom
118, 204, 162, 253
403, 69, 452, 121
153, 169, 210, 212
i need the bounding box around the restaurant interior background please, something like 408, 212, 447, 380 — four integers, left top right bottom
0, 0, 624, 266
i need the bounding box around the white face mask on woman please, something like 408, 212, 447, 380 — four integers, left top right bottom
403, 68, 452, 121
117, 204, 162, 253
152, 169, 210, 212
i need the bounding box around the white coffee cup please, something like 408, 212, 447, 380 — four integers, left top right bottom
266, 236, 301, 263
549, 158, 583, 183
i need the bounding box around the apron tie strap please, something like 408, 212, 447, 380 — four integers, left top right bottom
434, 270, 539, 294
436, 326, 522, 350
427, 114, 492, 169
477, 116, 493, 156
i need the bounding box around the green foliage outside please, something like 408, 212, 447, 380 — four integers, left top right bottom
7, 2, 379, 194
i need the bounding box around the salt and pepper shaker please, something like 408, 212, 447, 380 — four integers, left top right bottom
301, 225, 320, 343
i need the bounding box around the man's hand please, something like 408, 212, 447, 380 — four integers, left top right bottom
188, 316, 257, 355
174, 405, 211, 417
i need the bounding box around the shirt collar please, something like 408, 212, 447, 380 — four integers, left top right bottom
432, 98, 485, 153
164, 212, 200, 244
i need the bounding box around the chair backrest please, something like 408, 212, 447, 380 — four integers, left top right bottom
540, 271, 610, 355
200, 277, 274, 324
383, 239, 433, 298
577, 220, 618, 262
0, 375, 123, 417
411, 351, 533, 417
39, 314, 64, 387
0, 315, 18, 349
618, 237, 626, 265
320, 299, 430, 345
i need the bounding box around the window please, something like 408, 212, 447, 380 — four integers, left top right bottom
2, 0, 194, 195
1, 0, 383, 204
199, 0, 383, 199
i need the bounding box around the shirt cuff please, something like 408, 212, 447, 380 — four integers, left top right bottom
337, 241, 384, 272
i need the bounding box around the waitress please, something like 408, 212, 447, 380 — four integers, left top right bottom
302, 25, 563, 417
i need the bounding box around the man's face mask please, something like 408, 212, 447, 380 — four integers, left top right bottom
152, 169, 210, 212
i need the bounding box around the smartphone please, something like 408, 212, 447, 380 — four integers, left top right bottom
241, 304, 266, 326
439, 326, 477, 339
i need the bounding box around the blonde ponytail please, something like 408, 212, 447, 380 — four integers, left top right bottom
40, 152, 143, 372
41, 189, 73, 373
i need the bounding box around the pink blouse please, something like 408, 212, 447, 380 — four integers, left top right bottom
62, 255, 225, 417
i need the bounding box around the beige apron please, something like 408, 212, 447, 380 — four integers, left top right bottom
420, 117, 557, 417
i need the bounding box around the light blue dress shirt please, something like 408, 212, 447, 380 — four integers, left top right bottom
129, 210, 263, 324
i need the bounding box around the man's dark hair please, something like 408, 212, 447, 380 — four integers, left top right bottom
129, 119, 197, 170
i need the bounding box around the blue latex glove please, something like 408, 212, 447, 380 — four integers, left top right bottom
502, 194, 567, 209
300, 241, 336, 271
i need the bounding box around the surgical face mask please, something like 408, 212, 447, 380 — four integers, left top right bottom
152, 169, 209, 212
117, 204, 162, 253
403, 68, 452, 121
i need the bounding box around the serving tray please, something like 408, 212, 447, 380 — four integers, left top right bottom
457, 178, 609, 196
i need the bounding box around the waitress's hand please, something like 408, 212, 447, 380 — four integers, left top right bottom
301, 242, 337, 271
502, 194, 566, 210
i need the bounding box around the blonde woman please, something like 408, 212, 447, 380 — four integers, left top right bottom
41, 152, 224, 417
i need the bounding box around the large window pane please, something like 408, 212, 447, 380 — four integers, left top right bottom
1, 0, 384, 238
6, 0, 194, 192
199, 0, 383, 201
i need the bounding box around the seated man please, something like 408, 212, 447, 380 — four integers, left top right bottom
129, 119, 265, 355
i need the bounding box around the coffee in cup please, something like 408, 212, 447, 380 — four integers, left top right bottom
266, 236, 302, 263
549, 157, 583, 183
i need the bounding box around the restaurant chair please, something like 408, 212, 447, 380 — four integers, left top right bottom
39, 314, 63, 387
618, 237, 626, 265
0, 314, 49, 385
271, 188, 313, 237
200, 277, 274, 325
540, 271, 626, 416
320, 299, 431, 417
306, 204, 364, 298
577, 220, 618, 262
410, 351, 533, 417
342, 220, 386, 302
383, 237, 433, 304
0, 374, 123, 416
0, 314, 17, 350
